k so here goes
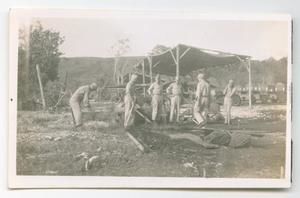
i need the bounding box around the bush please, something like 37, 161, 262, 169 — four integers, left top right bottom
44, 80, 69, 108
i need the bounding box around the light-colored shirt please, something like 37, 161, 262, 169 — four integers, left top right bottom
223, 86, 236, 98
167, 82, 182, 96
195, 80, 210, 99
70, 85, 90, 106
125, 81, 136, 97
148, 82, 163, 95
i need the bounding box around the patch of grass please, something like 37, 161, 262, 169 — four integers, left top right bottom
16, 107, 286, 178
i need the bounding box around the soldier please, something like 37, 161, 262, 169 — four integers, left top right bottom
166, 76, 183, 123
147, 74, 164, 122
124, 73, 138, 128
223, 80, 236, 125
193, 73, 210, 127
69, 82, 98, 128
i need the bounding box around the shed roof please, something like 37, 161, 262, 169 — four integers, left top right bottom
136, 44, 250, 76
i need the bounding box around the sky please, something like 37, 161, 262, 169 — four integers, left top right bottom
35, 17, 289, 60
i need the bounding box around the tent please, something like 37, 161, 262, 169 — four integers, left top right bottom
130, 44, 253, 107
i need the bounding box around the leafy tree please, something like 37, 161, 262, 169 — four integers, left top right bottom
110, 38, 130, 85
18, 21, 65, 110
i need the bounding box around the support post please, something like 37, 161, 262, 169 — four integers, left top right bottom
248, 59, 252, 108
36, 64, 46, 110
179, 47, 191, 59
148, 56, 153, 84
176, 45, 180, 79
142, 60, 146, 97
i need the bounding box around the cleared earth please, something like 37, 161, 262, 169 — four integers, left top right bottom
16, 104, 287, 178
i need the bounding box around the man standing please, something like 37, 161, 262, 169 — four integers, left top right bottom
124, 73, 138, 128
193, 73, 210, 127
69, 82, 98, 128
223, 80, 236, 125
166, 76, 182, 123
147, 74, 164, 122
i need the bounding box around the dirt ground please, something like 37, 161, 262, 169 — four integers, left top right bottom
16, 104, 287, 178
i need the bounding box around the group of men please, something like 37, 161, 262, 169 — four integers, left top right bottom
123, 72, 211, 129
69, 73, 236, 129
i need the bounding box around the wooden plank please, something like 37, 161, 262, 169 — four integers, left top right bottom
126, 132, 145, 152
179, 47, 191, 59
135, 108, 152, 123
170, 49, 177, 65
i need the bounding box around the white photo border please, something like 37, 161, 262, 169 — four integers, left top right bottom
8, 9, 292, 189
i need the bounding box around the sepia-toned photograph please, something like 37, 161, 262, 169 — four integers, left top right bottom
8, 9, 292, 188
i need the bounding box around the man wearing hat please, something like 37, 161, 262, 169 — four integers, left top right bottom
193, 73, 210, 127
69, 82, 98, 128
148, 74, 164, 122
124, 73, 138, 128
166, 76, 183, 123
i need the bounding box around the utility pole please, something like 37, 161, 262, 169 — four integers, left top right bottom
148, 56, 153, 84
36, 64, 46, 110
176, 45, 180, 79
248, 59, 252, 108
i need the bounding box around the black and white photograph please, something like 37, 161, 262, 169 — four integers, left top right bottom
8, 9, 292, 188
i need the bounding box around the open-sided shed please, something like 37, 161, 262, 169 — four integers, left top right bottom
130, 44, 253, 107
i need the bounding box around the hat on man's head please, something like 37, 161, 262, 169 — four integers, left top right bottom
130, 73, 138, 81
197, 73, 205, 79
89, 82, 98, 90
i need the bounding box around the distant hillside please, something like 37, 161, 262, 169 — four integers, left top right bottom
59, 56, 288, 92
205, 57, 288, 88
58, 56, 144, 92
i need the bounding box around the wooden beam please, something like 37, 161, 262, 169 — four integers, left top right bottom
179, 47, 191, 59
152, 61, 160, 68
126, 132, 145, 152
135, 108, 152, 123
248, 59, 252, 108
176, 45, 180, 79
135, 71, 151, 78
142, 60, 146, 96
54, 93, 66, 109
170, 49, 178, 65
148, 56, 153, 84
36, 64, 46, 110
